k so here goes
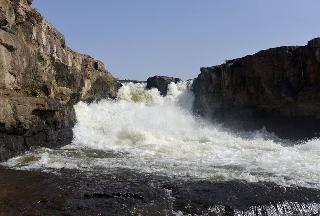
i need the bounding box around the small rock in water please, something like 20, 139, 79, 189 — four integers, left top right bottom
147, 75, 181, 96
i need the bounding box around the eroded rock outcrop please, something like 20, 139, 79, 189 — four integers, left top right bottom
192, 38, 320, 138
147, 75, 181, 96
0, 0, 117, 161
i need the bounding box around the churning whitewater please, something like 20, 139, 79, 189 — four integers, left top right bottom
3, 82, 320, 188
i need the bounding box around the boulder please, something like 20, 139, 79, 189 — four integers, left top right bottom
192, 38, 320, 139
147, 76, 181, 96
0, 0, 117, 161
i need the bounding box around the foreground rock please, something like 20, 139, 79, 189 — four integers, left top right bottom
147, 75, 181, 96
0, 167, 319, 215
193, 38, 320, 139
0, 0, 117, 161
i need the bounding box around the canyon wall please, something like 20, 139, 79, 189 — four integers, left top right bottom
192, 38, 320, 138
0, 0, 117, 161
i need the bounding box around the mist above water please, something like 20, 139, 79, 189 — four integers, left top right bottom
3, 82, 320, 189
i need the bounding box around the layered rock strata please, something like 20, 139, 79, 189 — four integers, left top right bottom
0, 0, 117, 161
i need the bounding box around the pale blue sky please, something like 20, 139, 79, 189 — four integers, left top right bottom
33, 0, 320, 80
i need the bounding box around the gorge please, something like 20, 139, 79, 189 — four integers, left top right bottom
0, 0, 320, 215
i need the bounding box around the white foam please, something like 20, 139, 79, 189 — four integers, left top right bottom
3, 82, 320, 188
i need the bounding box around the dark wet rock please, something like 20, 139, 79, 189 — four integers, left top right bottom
0, 167, 319, 215
192, 38, 320, 139
147, 75, 181, 96
0, 0, 117, 161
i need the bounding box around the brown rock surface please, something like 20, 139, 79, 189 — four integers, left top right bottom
0, 0, 117, 161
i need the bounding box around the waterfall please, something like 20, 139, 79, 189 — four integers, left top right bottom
3, 81, 320, 189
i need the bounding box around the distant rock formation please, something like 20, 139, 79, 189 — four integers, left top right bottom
0, 0, 117, 161
118, 79, 147, 84
147, 76, 181, 96
192, 38, 320, 138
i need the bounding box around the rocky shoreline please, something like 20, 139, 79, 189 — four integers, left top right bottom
0, 166, 319, 215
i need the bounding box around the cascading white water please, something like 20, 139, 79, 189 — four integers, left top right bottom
3, 82, 320, 189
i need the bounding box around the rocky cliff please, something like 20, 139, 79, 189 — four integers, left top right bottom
0, 0, 117, 161
192, 38, 320, 138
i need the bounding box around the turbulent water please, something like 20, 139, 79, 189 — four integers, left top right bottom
3, 82, 320, 189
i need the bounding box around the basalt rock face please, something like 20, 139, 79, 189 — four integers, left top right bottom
192, 38, 320, 138
0, 0, 117, 161
147, 75, 181, 96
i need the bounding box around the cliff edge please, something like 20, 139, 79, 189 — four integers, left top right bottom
0, 0, 117, 161
192, 38, 320, 138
